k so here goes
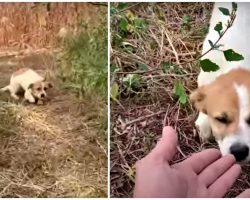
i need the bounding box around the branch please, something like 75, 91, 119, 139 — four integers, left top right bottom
115, 6, 237, 75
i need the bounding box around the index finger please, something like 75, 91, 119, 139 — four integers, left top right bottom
181, 148, 221, 174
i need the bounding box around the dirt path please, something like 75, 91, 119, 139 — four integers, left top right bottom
0, 53, 107, 197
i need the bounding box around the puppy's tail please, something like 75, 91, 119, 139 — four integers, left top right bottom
0, 85, 10, 92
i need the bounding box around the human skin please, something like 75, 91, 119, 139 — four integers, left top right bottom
134, 126, 250, 198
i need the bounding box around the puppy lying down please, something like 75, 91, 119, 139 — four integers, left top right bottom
1, 68, 52, 104
190, 3, 250, 162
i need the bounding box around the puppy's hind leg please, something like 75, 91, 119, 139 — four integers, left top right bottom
7, 84, 20, 100
0, 85, 19, 99
0, 85, 10, 92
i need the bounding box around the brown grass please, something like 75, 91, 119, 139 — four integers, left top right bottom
0, 3, 107, 197
110, 2, 250, 198
0, 52, 107, 197
0, 3, 104, 50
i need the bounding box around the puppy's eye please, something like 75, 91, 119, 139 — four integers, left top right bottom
44, 87, 47, 91
37, 87, 41, 91
214, 113, 231, 124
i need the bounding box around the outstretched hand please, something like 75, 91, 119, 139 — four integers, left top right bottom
134, 126, 250, 198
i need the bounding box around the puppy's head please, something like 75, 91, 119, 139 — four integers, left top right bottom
28, 81, 53, 100
191, 68, 250, 162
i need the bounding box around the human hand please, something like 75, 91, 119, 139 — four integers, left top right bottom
134, 126, 250, 198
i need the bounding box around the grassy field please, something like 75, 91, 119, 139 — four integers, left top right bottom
110, 2, 250, 197
0, 3, 107, 197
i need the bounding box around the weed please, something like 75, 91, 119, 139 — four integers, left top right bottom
60, 20, 108, 99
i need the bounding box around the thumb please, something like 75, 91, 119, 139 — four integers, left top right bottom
150, 126, 178, 162
237, 189, 250, 198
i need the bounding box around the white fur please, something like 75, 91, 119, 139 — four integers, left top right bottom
196, 3, 250, 140
195, 112, 211, 140
218, 84, 250, 161
1, 69, 44, 103
198, 3, 250, 86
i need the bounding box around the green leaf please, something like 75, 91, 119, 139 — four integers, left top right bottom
218, 7, 230, 16
232, 2, 237, 11
200, 59, 220, 72
223, 49, 244, 61
110, 7, 118, 16
132, 18, 147, 32
122, 74, 141, 89
110, 64, 119, 74
117, 3, 128, 11
182, 15, 191, 24
174, 82, 187, 105
138, 63, 148, 71
110, 83, 119, 101
208, 40, 214, 48
214, 22, 223, 35
179, 93, 187, 105
119, 18, 129, 32
161, 62, 171, 72
213, 44, 222, 49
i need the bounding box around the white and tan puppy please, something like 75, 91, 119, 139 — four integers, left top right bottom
1, 68, 52, 103
191, 3, 250, 162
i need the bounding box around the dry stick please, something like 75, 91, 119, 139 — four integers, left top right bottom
177, 145, 187, 157
163, 104, 170, 127
116, 11, 237, 75
125, 110, 165, 127
116, 3, 142, 14
165, 31, 180, 65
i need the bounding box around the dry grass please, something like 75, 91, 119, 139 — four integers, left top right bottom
0, 52, 107, 197
0, 3, 108, 195
0, 3, 104, 50
110, 2, 250, 197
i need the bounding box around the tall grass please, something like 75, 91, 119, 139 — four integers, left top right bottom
60, 19, 108, 100
59, 16, 108, 135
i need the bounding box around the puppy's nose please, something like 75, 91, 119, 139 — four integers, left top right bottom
230, 143, 249, 161
41, 94, 45, 98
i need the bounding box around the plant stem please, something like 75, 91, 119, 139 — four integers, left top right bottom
116, 7, 237, 75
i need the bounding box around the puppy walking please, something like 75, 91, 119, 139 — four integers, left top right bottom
1, 68, 52, 103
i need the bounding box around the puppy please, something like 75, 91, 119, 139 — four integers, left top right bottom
191, 3, 250, 162
1, 68, 52, 103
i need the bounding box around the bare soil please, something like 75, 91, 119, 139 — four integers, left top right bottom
0, 52, 107, 197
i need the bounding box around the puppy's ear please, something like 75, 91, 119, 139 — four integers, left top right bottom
190, 86, 207, 114
46, 82, 53, 88
28, 83, 34, 89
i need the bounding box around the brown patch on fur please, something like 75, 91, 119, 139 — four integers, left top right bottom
191, 68, 250, 137
12, 68, 29, 77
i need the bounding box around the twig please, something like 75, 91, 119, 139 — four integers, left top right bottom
165, 31, 180, 65
115, 8, 237, 75
125, 110, 165, 127
177, 145, 187, 158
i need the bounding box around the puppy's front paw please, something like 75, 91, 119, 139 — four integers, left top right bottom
195, 113, 212, 141
28, 98, 35, 103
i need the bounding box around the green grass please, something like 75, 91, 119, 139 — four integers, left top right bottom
60, 20, 108, 100
59, 18, 108, 134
